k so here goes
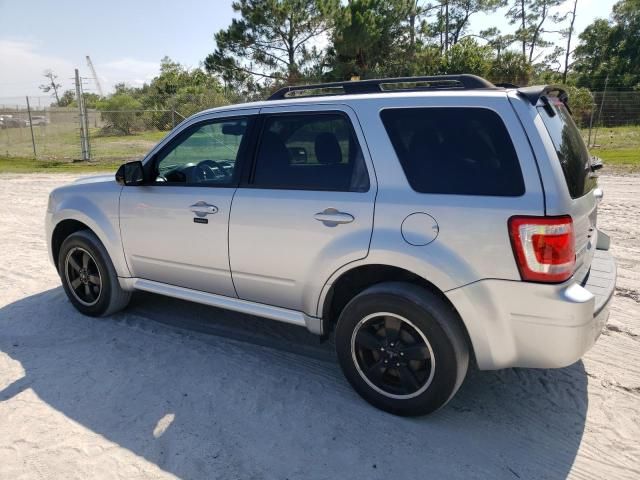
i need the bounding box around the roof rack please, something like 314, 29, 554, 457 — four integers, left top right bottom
268, 74, 498, 100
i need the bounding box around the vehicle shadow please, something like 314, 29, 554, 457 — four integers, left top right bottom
0, 288, 588, 479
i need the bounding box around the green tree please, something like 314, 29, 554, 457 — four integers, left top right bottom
561, 0, 578, 83
96, 93, 143, 135
204, 0, 338, 89
56, 90, 101, 108
447, 0, 505, 46
563, 85, 594, 127
489, 50, 532, 85
57, 90, 75, 107
142, 57, 229, 128
507, 0, 564, 63
327, 0, 414, 79
443, 37, 492, 75
572, 0, 640, 90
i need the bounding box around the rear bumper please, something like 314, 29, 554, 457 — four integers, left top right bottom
446, 248, 616, 370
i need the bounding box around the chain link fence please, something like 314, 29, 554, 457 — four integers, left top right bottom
85, 109, 185, 162
0, 106, 83, 160
1, 89, 640, 163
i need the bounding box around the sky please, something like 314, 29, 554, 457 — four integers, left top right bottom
0, 0, 618, 106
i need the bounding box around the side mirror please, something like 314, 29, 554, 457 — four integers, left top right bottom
115, 161, 145, 186
591, 156, 604, 171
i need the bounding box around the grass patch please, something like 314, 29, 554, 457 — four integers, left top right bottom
593, 148, 640, 166
1, 125, 168, 162
0, 156, 120, 174
584, 125, 640, 150
582, 125, 640, 170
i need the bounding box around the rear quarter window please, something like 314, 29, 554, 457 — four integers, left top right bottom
380, 108, 525, 196
537, 100, 597, 199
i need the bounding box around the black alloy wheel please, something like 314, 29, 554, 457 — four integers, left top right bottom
64, 246, 102, 306
351, 312, 435, 399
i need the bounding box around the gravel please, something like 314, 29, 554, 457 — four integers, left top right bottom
0, 172, 638, 480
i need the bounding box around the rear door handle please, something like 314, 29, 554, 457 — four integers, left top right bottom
314, 208, 354, 226
190, 201, 218, 217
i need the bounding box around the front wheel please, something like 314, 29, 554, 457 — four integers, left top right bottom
58, 230, 131, 316
335, 282, 469, 416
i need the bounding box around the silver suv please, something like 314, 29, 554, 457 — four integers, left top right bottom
46, 75, 616, 416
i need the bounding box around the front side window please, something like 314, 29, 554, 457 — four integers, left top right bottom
155, 118, 248, 185
251, 113, 369, 191
381, 108, 525, 196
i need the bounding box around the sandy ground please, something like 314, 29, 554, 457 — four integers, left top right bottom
0, 172, 638, 480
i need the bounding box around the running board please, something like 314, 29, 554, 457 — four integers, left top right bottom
128, 278, 323, 335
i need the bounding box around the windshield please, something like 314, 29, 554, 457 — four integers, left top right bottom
537, 99, 597, 199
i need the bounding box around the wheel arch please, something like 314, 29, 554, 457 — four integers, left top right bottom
51, 219, 91, 267
320, 264, 475, 362
49, 206, 130, 278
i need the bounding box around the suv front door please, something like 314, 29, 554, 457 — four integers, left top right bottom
228, 105, 376, 315
120, 110, 257, 296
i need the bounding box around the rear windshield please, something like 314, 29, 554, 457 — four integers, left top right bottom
380, 107, 525, 196
537, 100, 597, 199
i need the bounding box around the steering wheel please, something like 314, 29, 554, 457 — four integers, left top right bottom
194, 160, 229, 182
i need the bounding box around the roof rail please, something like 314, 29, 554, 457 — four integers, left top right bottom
268, 74, 498, 100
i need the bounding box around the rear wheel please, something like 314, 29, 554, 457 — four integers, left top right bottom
335, 282, 469, 416
58, 230, 131, 316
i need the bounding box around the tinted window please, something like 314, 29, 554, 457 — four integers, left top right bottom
537, 100, 597, 199
155, 118, 247, 185
252, 113, 369, 191
381, 108, 525, 196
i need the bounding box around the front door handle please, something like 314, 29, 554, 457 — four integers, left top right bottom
190, 201, 218, 217
314, 208, 354, 227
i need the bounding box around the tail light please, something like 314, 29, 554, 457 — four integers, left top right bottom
508, 216, 575, 283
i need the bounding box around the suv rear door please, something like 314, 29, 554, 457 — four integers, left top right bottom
228, 104, 376, 315
535, 97, 599, 282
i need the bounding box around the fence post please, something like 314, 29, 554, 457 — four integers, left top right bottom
75, 69, 90, 161
592, 74, 609, 146
587, 94, 596, 147
83, 97, 91, 160
25, 96, 37, 159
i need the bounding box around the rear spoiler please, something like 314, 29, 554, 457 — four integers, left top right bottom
517, 85, 570, 116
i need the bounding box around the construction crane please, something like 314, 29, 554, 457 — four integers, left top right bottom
85, 55, 104, 97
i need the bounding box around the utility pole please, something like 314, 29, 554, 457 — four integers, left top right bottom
25, 96, 37, 159
75, 69, 90, 161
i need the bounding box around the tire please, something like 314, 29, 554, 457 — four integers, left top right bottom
58, 230, 131, 316
335, 282, 469, 416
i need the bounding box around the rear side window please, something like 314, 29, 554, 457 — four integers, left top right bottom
537, 100, 597, 199
251, 113, 369, 192
380, 108, 525, 196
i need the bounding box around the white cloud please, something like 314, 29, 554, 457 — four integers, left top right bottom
0, 39, 159, 103
0, 39, 75, 101
94, 57, 159, 93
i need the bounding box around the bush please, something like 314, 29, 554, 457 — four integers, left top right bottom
564, 85, 595, 128
96, 94, 145, 135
